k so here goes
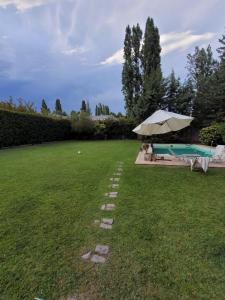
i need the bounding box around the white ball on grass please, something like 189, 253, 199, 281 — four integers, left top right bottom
77, 151, 81, 154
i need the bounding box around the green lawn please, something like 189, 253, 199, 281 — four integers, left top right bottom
0, 140, 225, 299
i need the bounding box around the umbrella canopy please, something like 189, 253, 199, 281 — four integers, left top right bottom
133, 110, 194, 136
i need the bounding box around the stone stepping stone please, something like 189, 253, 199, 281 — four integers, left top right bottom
102, 218, 113, 225
117, 168, 123, 172
105, 192, 118, 198
113, 172, 122, 176
81, 251, 92, 261
104, 192, 117, 198
95, 244, 109, 255
101, 204, 115, 211
109, 194, 117, 198
91, 254, 106, 264
106, 191, 118, 196
100, 223, 112, 229
110, 184, 119, 188
94, 219, 100, 225
110, 178, 120, 182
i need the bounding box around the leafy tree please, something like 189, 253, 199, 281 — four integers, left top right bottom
122, 25, 134, 118
214, 33, 225, 121
70, 110, 79, 121
95, 103, 110, 115
178, 79, 195, 115
17, 98, 36, 113
0, 96, 16, 111
187, 45, 218, 126
164, 70, 181, 112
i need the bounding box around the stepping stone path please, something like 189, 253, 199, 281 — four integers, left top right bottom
101, 203, 115, 211
81, 161, 124, 265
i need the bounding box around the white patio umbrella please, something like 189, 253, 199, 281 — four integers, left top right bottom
133, 110, 194, 136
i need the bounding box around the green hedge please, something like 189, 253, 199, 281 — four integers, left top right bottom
70, 117, 136, 140
0, 109, 71, 148
94, 119, 136, 139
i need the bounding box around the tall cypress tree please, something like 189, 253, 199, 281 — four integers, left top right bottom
86, 101, 91, 115
55, 99, 62, 115
136, 17, 163, 122
131, 23, 142, 119
41, 99, 50, 115
80, 100, 87, 112
122, 25, 134, 118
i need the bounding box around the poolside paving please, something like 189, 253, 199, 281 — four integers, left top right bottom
135, 150, 225, 168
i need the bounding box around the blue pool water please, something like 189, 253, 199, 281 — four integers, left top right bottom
153, 144, 212, 157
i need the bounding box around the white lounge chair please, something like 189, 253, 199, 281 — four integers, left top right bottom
190, 157, 210, 173
211, 145, 225, 162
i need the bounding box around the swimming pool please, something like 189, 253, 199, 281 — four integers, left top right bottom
153, 144, 213, 157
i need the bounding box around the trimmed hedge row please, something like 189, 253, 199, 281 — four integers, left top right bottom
71, 118, 137, 140
94, 119, 136, 139
0, 109, 71, 148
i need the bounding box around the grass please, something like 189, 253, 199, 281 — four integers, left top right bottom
0, 140, 225, 299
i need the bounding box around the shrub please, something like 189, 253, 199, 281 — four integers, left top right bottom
71, 116, 95, 139
0, 109, 71, 148
199, 123, 224, 145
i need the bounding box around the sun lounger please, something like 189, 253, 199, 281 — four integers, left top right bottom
190, 157, 210, 173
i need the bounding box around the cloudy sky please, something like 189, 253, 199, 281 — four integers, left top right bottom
0, 0, 224, 113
